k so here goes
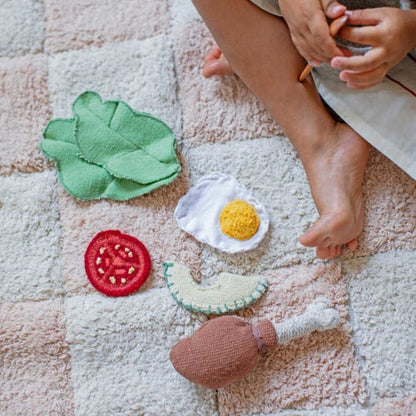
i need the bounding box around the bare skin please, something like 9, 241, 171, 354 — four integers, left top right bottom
193, 0, 371, 259
203, 46, 234, 77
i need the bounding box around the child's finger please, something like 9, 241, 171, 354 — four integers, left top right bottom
340, 65, 386, 89
321, 0, 346, 19
314, 34, 343, 61
314, 14, 348, 60
295, 30, 335, 63
338, 25, 380, 46
293, 34, 327, 64
309, 19, 344, 61
331, 48, 383, 72
329, 14, 349, 37
345, 8, 383, 25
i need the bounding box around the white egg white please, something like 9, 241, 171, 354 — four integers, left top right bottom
174, 173, 269, 253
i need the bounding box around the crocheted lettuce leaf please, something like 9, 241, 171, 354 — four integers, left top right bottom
40, 118, 179, 201
73, 91, 181, 184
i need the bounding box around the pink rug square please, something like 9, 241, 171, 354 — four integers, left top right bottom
43, 0, 170, 53
173, 21, 284, 147
355, 149, 416, 256
373, 394, 416, 416
59, 165, 201, 295
0, 299, 74, 415
0, 54, 51, 174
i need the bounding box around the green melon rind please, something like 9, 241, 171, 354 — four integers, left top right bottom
163, 262, 268, 315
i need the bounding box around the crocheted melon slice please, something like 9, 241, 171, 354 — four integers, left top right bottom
163, 263, 268, 314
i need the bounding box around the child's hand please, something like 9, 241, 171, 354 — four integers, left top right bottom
279, 0, 347, 65
331, 8, 416, 89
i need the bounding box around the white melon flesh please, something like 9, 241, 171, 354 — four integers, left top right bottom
164, 262, 268, 314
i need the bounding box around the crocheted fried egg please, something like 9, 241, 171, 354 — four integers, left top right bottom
174, 173, 269, 253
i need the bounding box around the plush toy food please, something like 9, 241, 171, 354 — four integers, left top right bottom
164, 262, 268, 314
170, 299, 341, 389
40, 91, 181, 201
174, 173, 269, 253
84, 230, 151, 297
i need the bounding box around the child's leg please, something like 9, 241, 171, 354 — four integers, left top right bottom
192, 0, 370, 259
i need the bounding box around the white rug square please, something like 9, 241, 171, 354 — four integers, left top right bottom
0, 171, 64, 302
344, 251, 416, 401
168, 0, 201, 26
0, 0, 44, 57
185, 137, 318, 280
48, 36, 181, 138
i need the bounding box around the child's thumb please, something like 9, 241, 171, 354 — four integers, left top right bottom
321, 0, 346, 19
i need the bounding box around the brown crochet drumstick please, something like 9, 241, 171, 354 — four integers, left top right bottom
170, 299, 341, 389
298, 14, 349, 81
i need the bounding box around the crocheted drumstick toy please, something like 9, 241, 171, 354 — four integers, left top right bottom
170, 299, 341, 389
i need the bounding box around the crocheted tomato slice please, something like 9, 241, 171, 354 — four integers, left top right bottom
85, 230, 151, 297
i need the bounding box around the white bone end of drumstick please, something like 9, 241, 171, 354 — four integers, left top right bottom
305, 297, 341, 331
273, 298, 341, 344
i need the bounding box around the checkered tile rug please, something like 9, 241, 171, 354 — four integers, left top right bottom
0, 1, 415, 415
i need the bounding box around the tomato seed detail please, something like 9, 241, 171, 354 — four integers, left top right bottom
85, 230, 151, 297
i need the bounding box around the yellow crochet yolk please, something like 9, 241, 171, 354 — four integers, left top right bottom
219, 200, 260, 241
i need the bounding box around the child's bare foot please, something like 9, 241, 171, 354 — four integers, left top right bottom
202, 46, 234, 78
201, 47, 369, 260
299, 122, 370, 259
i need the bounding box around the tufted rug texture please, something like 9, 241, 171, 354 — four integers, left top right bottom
0, 1, 415, 415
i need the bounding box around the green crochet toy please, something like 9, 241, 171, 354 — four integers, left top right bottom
40, 91, 181, 200
164, 262, 268, 314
